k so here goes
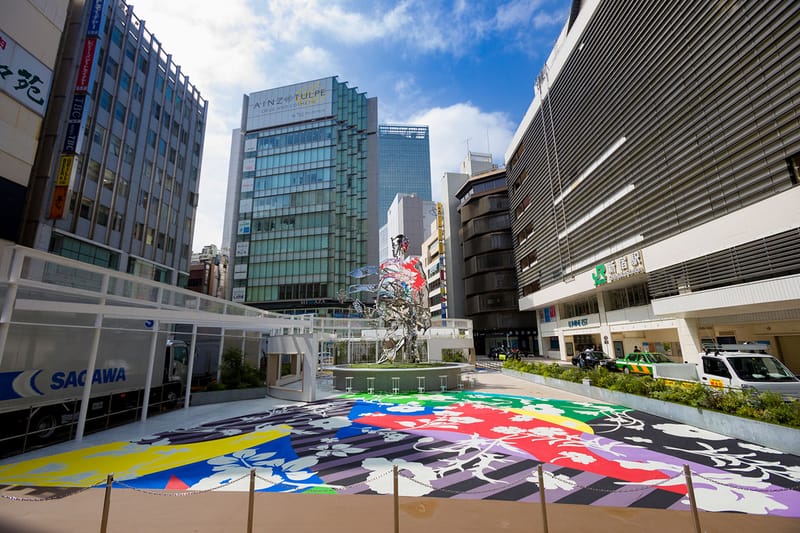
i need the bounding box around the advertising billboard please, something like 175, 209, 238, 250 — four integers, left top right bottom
246, 77, 333, 130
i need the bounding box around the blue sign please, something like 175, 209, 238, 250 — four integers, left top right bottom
87, 0, 106, 37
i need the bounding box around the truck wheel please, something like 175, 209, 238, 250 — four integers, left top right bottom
30, 410, 59, 440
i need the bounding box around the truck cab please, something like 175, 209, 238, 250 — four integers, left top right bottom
698, 348, 800, 399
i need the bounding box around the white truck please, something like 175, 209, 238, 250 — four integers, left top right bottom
0, 336, 188, 453
652, 345, 800, 400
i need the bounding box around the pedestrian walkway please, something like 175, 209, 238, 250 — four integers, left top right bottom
1, 370, 798, 533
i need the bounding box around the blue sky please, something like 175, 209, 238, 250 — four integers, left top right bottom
127, 0, 573, 250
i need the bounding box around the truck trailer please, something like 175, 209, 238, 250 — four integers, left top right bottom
0, 334, 188, 457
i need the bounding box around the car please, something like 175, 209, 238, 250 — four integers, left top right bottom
614, 351, 674, 375
571, 350, 615, 370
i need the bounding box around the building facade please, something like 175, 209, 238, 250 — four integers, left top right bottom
456, 167, 536, 355
380, 193, 436, 262
20, 0, 207, 286
1, 1, 69, 243
505, 0, 800, 370
225, 77, 378, 316
188, 244, 228, 298
377, 124, 431, 227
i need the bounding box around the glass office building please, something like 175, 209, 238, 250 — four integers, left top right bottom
21, 0, 207, 286
227, 77, 378, 316
377, 125, 431, 226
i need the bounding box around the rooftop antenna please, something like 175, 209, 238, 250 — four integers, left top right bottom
465, 137, 471, 155
486, 129, 491, 156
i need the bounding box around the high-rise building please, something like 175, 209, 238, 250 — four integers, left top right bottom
20, 0, 207, 286
225, 77, 378, 316
380, 193, 436, 262
377, 124, 431, 226
1, 1, 68, 244
506, 1, 800, 369
456, 166, 536, 355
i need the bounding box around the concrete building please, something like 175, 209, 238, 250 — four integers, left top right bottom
225, 77, 378, 316
505, 0, 800, 370
19, 0, 207, 286
455, 166, 536, 355
377, 124, 431, 227
1, 1, 69, 243
188, 244, 227, 299
430, 151, 499, 320
379, 193, 436, 262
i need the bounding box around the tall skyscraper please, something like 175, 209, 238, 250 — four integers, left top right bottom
20, 0, 207, 286
377, 124, 431, 226
225, 77, 378, 316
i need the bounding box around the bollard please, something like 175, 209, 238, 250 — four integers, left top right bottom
100, 473, 113, 533
247, 468, 256, 533
393, 465, 399, 533
537, 465, 549, 533
683, 465, 702, 533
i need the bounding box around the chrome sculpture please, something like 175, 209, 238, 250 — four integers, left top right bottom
343, 234, 430, 363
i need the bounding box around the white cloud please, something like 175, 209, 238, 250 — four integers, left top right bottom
404, 103, 516, 202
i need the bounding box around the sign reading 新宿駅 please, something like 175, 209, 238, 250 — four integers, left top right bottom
593, 250, 645, 287
246, 77, 333, 130
0, 29, 53, 116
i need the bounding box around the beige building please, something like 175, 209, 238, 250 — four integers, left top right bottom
0, 1, 69, 242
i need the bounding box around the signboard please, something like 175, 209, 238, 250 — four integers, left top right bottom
241, 178, 254, 193
48, 186, 68, 219
246, 77, 333, 130
0, 29, 53, 116
239, 198, 252, 213
237, 220, 251, 235
244, 138, 257, 152
593, 250, 645, 287
55, 155, 74, 186
235, 241, 249, 257
243, 158, 255, 172
232, 287, 246, 303
86, 0, 107, 37
437, 202, 447, 319
233, 263, 248, 280
74, 37, 98, 93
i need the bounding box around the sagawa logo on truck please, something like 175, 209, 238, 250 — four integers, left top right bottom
0, 368, 128, 400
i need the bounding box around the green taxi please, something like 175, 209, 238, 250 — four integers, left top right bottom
614, 351, 674, 375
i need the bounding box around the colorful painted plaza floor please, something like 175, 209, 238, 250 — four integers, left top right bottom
0, 385, 798, 518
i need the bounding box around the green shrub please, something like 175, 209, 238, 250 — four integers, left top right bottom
508, 360, 800, 429
219, 347, 263, 389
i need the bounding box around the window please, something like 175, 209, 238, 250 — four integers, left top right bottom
145, 227, 154, 245
125, 43, 135, 61
153, 103, 161, 120
120, 71, 131, 91
114, 101, 126, 123
133, 82, 143, 102
106, 59, 118, 79
79, 197, 94, 220
109, 135, 121, 156
97, 205, 109, 226
86, 159, 100, 182
93, 125, 106, 146
124, 144, 135, 164
111, 26, 123, 46
139, 190, 149, 208
127, 114, 138, 132
112, 212, 123, 232
99, 90, 112, 111
134, 222, 144, 240
102, 169, 115, 191
787, 151, 800, 186
147, 129, 157, 148
137, 55, 148, 73
158, 138, 167, 156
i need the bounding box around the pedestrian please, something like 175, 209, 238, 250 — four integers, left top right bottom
633, 345, 641, 353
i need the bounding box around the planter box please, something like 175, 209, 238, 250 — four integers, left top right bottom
503, 369, 800, 456
190, 387, 266, 406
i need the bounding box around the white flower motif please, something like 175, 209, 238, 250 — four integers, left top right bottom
387, 404, 426, 413
380, 431, 407, 443
362, 457, 436, 497
738, 442, 782, 454
509, 414, 535, 422
312, 439, 366, 458
492, 426, 527, 435
308, 416, 351, 430
554, 451, 596, 465
624, 436, 652, 444
528, 471, 577, 491
652, 423, 729, 441
526, 403, 565, 416
529, 427, 569, 438
444, 416, 482, 425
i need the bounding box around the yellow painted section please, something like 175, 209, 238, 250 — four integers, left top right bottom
0, 426, 290, 487
508, 408, 594, 434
